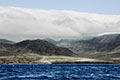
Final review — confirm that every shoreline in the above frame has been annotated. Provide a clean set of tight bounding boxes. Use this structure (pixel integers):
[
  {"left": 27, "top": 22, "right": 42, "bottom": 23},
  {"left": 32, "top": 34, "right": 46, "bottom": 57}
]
[
  {"left": 0, "top": 62, "right": 117, "bottom": 64},
  {"left": 0, "top": 53, "right": 119, "bottom": 64}
]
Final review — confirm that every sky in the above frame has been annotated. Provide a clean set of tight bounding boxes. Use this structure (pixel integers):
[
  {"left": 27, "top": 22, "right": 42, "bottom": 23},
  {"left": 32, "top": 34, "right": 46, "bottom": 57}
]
[
  {"left": 0, "top": 0, "right": 120, "bottom": 41},
  {"left": 0, "top": 0, "right": 120, "bottom": 15}
]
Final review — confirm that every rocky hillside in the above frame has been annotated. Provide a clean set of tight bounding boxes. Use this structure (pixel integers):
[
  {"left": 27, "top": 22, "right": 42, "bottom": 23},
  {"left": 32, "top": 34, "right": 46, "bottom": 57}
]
[
  {"left": 67, "top": 34, "right": 120, "bottom": 53},
  {"left": 0, "top": 39, "right": 75, "bottom": 56}
]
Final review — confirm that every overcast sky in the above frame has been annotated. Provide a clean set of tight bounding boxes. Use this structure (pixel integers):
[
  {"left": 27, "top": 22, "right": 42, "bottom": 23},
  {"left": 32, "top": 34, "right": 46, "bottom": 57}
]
[{"left": 0, "top": 0, "right": 120, "bottom": 41}]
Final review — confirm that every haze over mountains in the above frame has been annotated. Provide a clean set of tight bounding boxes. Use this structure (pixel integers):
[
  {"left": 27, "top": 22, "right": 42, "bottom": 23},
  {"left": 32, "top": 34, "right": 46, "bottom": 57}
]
[
  {"left": 0, "top": 39, "right": 15, "bottom": 44},
  {"left": 1, "top": 6, "right": 120, "bottom": 41}
]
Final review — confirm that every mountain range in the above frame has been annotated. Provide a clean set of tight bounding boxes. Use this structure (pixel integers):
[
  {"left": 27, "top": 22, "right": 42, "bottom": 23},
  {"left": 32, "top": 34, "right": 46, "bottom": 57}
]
[{"left": 1, "top": 33, "right": 120, "bottom": 63}]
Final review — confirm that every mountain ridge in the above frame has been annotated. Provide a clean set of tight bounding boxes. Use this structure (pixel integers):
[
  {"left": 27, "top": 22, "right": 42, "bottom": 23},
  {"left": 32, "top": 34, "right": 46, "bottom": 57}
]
[{"left": 0, "top": 39, "right": 76, "bottom": 56}]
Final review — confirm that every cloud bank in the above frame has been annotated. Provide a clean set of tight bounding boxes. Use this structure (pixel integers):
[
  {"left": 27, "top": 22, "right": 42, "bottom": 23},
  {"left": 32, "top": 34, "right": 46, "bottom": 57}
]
[{"left": 0, "top": 6, "right": 120, "bottom": 41}]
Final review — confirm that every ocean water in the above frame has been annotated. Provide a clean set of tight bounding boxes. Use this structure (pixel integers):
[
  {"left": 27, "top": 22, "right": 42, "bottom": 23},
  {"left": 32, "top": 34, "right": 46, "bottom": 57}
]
[{"left": 0, "top": 64, "right": 120, "bottom": 80}]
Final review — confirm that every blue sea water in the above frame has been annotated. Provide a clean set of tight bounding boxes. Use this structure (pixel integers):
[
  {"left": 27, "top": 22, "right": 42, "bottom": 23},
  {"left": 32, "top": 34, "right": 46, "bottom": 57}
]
[{"left": 0, "top": 64, "right": 120, "bottom": 80}]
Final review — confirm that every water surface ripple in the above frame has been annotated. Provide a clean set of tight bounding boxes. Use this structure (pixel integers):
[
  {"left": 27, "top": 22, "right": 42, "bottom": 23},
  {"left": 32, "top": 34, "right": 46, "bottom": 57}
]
[{"left": 0, "top": 64, "right": 120, "bottom": 80}]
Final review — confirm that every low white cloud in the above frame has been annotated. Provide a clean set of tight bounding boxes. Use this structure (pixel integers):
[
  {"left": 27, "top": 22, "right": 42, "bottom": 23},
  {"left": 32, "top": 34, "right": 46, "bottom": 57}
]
[{"left": 0, "top": 6, "right": 120, "bottom": 41}]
